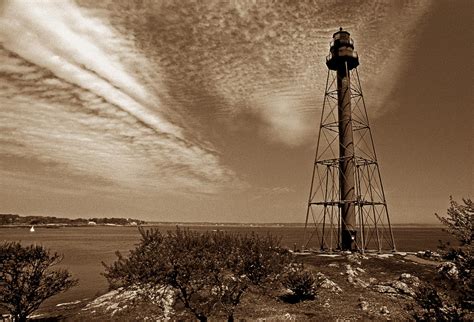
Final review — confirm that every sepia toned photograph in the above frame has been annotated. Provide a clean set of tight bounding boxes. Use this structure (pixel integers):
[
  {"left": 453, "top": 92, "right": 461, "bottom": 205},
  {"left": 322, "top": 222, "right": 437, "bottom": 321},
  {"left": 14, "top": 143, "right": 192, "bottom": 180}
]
[{"left": 0, "top": 0, "right": 472, "bottom": 320}]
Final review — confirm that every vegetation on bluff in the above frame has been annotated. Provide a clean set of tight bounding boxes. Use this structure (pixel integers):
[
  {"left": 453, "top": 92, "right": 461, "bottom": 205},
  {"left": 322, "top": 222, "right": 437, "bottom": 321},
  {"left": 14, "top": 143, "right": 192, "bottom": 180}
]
[
  {"left": 0, "top": 242, "right": 77, "bottom": 321},
  {"left": 103, "top": 227, "right": 317, "bottom": 321},
  {"left": 411, "top": 197, "right": 473, "bottom": 321},
  {"left": 435, "top": 197, "right": 473, "bottom": 246}
]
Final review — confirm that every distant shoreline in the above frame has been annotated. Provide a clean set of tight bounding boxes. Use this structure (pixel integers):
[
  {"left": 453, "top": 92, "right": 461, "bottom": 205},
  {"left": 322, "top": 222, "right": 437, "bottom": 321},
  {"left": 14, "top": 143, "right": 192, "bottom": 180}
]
[
  {"left": 0, "top": 223, "right": 445, "bottom": 229},
  {"left": 0, "top": 213, "right": 444, "bottom": 229}
]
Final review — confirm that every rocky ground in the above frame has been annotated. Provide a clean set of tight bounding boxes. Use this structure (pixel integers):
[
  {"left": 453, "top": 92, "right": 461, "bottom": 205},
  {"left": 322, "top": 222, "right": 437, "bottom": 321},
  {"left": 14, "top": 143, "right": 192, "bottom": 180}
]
[{"left": 26, "top": 251, "right": 453, "bottom": 321}]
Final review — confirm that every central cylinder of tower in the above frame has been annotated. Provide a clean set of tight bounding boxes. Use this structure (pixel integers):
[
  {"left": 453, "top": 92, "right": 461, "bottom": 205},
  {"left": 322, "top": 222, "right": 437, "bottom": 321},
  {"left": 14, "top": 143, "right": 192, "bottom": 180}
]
[
  {"left": 337, "top": 64, "right": 356, "bottom": 250},
  {"left": 326, "top": 28, "right": 359, "bottom": 250}
]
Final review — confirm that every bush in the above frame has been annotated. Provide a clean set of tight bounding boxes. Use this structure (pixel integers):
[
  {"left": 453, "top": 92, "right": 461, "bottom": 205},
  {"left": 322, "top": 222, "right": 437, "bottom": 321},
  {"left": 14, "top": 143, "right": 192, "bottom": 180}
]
[
  {"left": 435, "top": 197, "right": 473, "bottom": 246},
  {"left": 103, "top": 227, "right": 292, "bottom": 321},
  {"left": 440, "top": 247, "right": 473, "bottom": 314},
  {"left": 411, "top": 286, "right": 464, "bottom": 321},
  {"left": 281, "top": 263, "right": 317, "bottom": 302},
  {"left": 0, "top": 242, "right": 77, "bottom": 322},
  {"left": 411, "top": 197, "right": 473, "bottom": 321}
]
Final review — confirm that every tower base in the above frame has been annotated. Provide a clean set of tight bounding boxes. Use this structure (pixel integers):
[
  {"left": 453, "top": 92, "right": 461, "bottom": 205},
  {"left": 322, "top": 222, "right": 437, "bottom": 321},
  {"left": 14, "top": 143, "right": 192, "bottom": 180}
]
[{"left": 341, "top": 229, "right": 357, "bottom": 251}]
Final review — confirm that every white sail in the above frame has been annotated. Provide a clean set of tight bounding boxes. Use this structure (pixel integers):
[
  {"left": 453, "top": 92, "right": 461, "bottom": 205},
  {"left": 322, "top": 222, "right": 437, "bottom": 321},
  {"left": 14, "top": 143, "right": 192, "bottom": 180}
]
[{"left": 30, "top": 226, "right": 35, "bottom": 232}]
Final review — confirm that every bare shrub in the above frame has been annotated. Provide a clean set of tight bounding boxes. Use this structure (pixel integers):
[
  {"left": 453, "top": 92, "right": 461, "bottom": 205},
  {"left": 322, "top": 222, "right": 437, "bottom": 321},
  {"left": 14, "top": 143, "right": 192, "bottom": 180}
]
[
  {"left": 410, "top": 197, "right": 473, "bottom": 321},
  {"left": 411, "top": 286, "right": 465, "bottom": 321},
  {"left": 436, "top": 197, "right": 473, "bottom": 246},
  {"left": 0, "top": 242, "right": 77, "bottom": 322},
  {"left": 103, "top": 227, "right": 292, "bottom": 321}
]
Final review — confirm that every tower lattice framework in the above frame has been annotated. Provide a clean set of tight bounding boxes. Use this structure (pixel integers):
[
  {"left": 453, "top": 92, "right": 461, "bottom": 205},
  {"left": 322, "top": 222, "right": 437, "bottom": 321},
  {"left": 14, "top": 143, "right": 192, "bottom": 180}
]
[{"left": 303, "top": 29, "right": 396, "bottom": 253}]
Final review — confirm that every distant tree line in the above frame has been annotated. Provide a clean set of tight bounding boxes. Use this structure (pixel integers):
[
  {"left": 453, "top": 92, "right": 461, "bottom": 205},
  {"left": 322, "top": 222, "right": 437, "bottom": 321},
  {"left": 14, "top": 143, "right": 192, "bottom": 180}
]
[{"left": 0, "top": 214, "right": 146, "bottom": 226}]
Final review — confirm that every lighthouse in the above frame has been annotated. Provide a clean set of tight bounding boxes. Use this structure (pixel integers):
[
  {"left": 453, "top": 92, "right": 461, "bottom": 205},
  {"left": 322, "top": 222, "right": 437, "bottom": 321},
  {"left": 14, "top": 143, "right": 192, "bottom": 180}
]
[{"left": 304, "top": 28, "right": 396, "bottom": 253}]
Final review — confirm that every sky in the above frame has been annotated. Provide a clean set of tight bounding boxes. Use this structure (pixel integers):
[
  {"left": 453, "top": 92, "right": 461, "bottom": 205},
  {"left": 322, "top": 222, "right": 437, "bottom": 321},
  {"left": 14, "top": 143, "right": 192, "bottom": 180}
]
[{"left": 0, "top": 0, "right": 472, "bottom": 223}]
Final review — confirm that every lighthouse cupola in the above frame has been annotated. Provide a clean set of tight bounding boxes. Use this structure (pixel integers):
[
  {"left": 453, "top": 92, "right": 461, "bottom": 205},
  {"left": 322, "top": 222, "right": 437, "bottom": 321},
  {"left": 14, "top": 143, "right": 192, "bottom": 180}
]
[{"left": 326, "top": 27, "right": 359, "bottom": 71}]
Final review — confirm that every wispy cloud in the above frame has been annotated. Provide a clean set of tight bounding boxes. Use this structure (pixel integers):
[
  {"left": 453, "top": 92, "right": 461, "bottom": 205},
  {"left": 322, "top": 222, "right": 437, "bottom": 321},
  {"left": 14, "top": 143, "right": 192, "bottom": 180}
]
[
  {"left": 249, "top": 186, "right": 295, "bottom": 202},
  {"left": 92, "top": 0, "right": 431, "bottom": 146},
  {"left": 0, "top": 0, "right": 179, "bottom": 136},
  {"left": 0, "top": 0, "right": 240, "bottom": 195},
  {"left": 0, "top": 0, "right": 432, "bottom": 205}
]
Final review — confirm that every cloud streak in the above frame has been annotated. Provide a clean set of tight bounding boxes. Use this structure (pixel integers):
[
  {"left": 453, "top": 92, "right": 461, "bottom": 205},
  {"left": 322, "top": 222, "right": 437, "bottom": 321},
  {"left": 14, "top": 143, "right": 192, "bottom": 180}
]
[
  {"left": 0, "top": 0, "right": 179, "bottom": 136},
  {"left": 0, "top": 0, "right": 240, "bottom": 195}
]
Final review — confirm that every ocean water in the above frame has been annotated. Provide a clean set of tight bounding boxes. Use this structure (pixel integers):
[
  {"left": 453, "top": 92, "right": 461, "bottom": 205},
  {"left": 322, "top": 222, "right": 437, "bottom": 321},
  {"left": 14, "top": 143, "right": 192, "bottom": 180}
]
[{"left": 0, "top": 225, "right": 453, "bottom": 311}]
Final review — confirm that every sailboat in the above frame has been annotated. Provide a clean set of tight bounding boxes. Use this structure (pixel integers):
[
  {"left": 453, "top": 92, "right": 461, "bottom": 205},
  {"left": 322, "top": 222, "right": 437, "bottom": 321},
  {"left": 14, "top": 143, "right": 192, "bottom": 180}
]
[{"left": 30, "top": 225, "right": 35, "bottom": 232}]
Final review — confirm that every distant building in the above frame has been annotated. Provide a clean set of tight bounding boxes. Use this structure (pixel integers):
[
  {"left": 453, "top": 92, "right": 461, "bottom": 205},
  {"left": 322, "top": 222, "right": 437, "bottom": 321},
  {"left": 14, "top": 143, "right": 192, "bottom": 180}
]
[{"left": 88, "top": 221, "right": 97, "bottom": 225}]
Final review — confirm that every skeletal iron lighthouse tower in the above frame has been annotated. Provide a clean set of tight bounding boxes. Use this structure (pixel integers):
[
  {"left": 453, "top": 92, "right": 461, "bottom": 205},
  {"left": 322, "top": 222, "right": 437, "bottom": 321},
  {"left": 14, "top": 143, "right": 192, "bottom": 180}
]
[{"left": 304, "top": 28, "right": 396, "bottom": 252}]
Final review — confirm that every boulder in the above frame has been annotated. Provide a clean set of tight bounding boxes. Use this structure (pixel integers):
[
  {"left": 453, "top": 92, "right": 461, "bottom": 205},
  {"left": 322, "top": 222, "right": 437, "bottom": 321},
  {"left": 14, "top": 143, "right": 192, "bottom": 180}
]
[
  {"left": 437, "top": 261, "right": 459, "bottom": 280},
  {"left": 317, "top": 272, "right": 343, "bottom": 293},
  {"left": 359, "top": 300, "right": 369, "bottom": 311},
  {"left": 380, "top": 306, "right": 390, "bottom": 315},
  {"left": 399, "top": 273, "right": 420, "bottom": 287}
]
